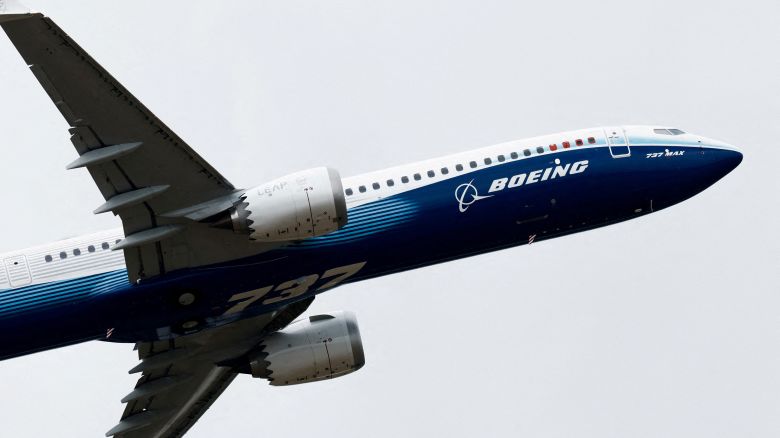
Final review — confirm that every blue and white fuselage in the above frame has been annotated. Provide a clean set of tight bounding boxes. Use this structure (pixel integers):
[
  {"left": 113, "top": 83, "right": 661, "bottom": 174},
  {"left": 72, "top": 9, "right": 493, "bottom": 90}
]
[{"left": 0, "top": 126, "right": 741, "bottom": 360}]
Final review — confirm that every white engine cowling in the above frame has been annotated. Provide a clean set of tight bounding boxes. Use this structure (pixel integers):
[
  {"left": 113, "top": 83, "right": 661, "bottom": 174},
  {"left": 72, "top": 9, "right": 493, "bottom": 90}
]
[
  {"left": 223, "top": 167, "right": 347, "bottom": 242},
  {"left": 241, "top": 311, "right": 365, "bottom": 386}
]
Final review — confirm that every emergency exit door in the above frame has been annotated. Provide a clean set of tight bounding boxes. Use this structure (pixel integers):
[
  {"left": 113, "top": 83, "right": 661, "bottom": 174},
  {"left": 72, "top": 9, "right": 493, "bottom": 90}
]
[{"left": 4, "top": 255, "right": 32, "bottom": 287}]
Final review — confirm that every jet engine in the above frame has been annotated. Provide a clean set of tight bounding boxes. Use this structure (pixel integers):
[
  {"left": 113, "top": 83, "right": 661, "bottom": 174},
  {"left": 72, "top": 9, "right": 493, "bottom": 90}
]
[
  {"left": 237, "top": 311, "right": 365, "bottom": 386},
  {"left": 213, "top": 167, "right": 347, "bottom": 242}
]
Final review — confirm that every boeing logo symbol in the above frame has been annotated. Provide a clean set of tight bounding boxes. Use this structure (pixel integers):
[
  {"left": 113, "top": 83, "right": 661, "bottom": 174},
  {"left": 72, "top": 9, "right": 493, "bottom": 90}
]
[{"left": 454, "top": 180, "right": 493, "bottom": 213}]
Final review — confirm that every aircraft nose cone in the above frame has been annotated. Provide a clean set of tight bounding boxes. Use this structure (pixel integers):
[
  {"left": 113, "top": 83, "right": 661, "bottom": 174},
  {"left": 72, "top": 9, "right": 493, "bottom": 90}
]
[
  {"left": 698, "top": 145, "right": 742, "bottom": 186},
  {"left": 712, "top": 146, "right": 743, "bottom": 177},
  {"left": 723, "top": 148, "right": 743, "bottom": 172}
]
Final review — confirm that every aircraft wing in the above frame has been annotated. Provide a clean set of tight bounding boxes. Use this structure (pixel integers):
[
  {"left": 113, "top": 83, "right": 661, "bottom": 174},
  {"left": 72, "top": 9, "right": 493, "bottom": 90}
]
[
  {"left": 106, "top": 297, "right": 315, "bottom": 438},
  {"left": 0, "top": 9, "right": 267, "bottom": 283}
]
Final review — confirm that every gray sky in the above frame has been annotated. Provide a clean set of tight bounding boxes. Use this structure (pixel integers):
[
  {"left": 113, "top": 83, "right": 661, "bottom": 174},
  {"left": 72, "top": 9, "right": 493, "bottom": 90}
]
[{"left": 0, "top": 1, "right": 778, "bottom": 436}]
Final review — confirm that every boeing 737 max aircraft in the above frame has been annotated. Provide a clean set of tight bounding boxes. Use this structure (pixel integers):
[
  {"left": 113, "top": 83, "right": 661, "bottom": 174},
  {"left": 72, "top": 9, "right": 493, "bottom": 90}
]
[{"left": 0, "top": 6, "right": 742, "bottom": 438}]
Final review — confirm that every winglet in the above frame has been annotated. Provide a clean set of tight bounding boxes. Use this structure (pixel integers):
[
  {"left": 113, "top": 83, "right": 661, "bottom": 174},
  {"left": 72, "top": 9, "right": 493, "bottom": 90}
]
[{"left": 0, "top": 0, "right": 35, "bottom": 24}]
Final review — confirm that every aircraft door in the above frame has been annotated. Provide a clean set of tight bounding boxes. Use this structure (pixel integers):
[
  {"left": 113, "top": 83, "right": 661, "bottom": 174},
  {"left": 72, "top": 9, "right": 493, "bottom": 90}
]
[
  {"left": 4, "top": 255, "right": 32, "bottom": 288},
  {"left": 605, "top": 127, "right": 631, "bottom": 158}
]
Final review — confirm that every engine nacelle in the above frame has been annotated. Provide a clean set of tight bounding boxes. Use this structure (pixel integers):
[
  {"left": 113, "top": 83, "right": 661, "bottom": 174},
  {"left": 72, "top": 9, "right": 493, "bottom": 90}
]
[
  {"left": 217, "top": 167, "right": 347, "bottom": 242},
  {"left": 239, "top": 311, "right": 365, "bottom": 386}
]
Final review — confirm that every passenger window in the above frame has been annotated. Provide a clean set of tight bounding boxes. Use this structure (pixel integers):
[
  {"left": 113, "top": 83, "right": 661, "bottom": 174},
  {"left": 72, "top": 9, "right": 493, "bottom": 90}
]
[
  {"left": 484, "top": 158, "right": 492, "bottom": 165},
  {"left": 401, "top": 176, "right": 410, "bottom": 183},
  {"left": 587, "top": 137, "right": 596, "bottom": 144},
  {"left": 497, "top": 155, "right": 505, "bottom": 162},
  {"left": 441, "top": 167, "right": 449, "bottom": 175},
  {"left": 469, "top": 161, "right": 477, "bottom": 168},
  {"left": 101, "top": 242, "right": 109, "bottom": 250},
  {"left": 359, "top": 186, "right": 367, "bottom": 193},
  {"left": 550, "top": 144, "right": 558, "bottom": 151},
  {"left": 536, "top": 146, "right": 544, "bottom": 154},
  {"left": 372, "top": 182, "right": 380, "bottom": 190},
  {"left": 456, "top": 164, "right": 464, "bottom": 171},
  {"left": 73, "top": 249, "right": 81, "bottom": 256},
  {"left": 575, "top": 139, "right": 583, "bottom": 146},
  {"left": 427, "top": 170, "right": 435, "bottom": 178},
  {"left": 562, "top": 141, "right": 570, "bottom": 148},
  {"left": 88, "top": 245, "right": 95, "bottom": 253},
  {"left": 44, "top": 255, "right": 52, "bottom": 262},
  {"left": 345, "top": 188, "right": 354, "bottom": 196},
  {"left": 523, "top": 149, "right": 531, "bottom": 157},
  {"left": 413, "top": 173, "right": 421, "bottom": 181},
  {"left": 387, "top": 179, "right": 395, "bottom": 187},
  {"left": 510, "top": 152, "right": 518, "bottom": 159},
  {"left": 59, "top": 252, "right": 67, "bottom": 259}
]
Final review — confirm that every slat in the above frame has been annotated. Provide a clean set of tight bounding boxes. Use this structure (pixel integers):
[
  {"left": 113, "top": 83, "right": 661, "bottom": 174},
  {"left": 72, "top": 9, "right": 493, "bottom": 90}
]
[
  {"left": 94, "top": 185, "right": 170, "bottom": 214},
  {"left": 65, "top": 142, "right": 142, "bottom": 169},
  {"left": 121, "top": 375, "right": 190, "bottom": 403},
  {"left": 114, "top": 225, "right": 184, "bottom": 251}
]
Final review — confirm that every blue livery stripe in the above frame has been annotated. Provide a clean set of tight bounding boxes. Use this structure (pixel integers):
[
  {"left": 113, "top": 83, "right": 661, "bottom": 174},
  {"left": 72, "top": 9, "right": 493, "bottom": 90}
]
[{"left": 0, "top": 270, "right": 127, "bottom": 316}]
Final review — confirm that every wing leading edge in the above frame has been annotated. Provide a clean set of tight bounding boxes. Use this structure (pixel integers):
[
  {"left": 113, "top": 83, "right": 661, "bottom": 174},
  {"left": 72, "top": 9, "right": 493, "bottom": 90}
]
[{"left": 0, "top": 11, "right": 273, "bottom": 283}]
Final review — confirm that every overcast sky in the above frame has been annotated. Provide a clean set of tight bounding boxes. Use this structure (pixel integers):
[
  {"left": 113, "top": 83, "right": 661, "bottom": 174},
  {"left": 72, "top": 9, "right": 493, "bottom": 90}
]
[{"left": 0, "top": 1, "right": 778, "bottom": 437}]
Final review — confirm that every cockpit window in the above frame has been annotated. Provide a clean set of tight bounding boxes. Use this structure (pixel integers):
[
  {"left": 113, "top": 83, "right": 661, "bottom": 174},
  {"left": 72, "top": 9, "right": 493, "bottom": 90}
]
[{"left": 654, "top": 128, "right": 686, "bottom": 135}]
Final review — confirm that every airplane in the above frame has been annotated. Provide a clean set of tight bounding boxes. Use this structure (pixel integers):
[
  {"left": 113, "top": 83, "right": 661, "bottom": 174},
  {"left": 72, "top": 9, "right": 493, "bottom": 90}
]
[{"left": 0, "top": 5, "right": 742, "bottom": 438}]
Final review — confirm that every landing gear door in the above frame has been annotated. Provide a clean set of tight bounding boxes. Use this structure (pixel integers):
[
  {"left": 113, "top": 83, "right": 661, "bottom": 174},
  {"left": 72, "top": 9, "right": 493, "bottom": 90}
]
[
  {"left": 4, "top": 255, "right": 32, "bottom": 288},
  {"left": 605, "top": 127, "right": 631, "bottom": 158}
]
